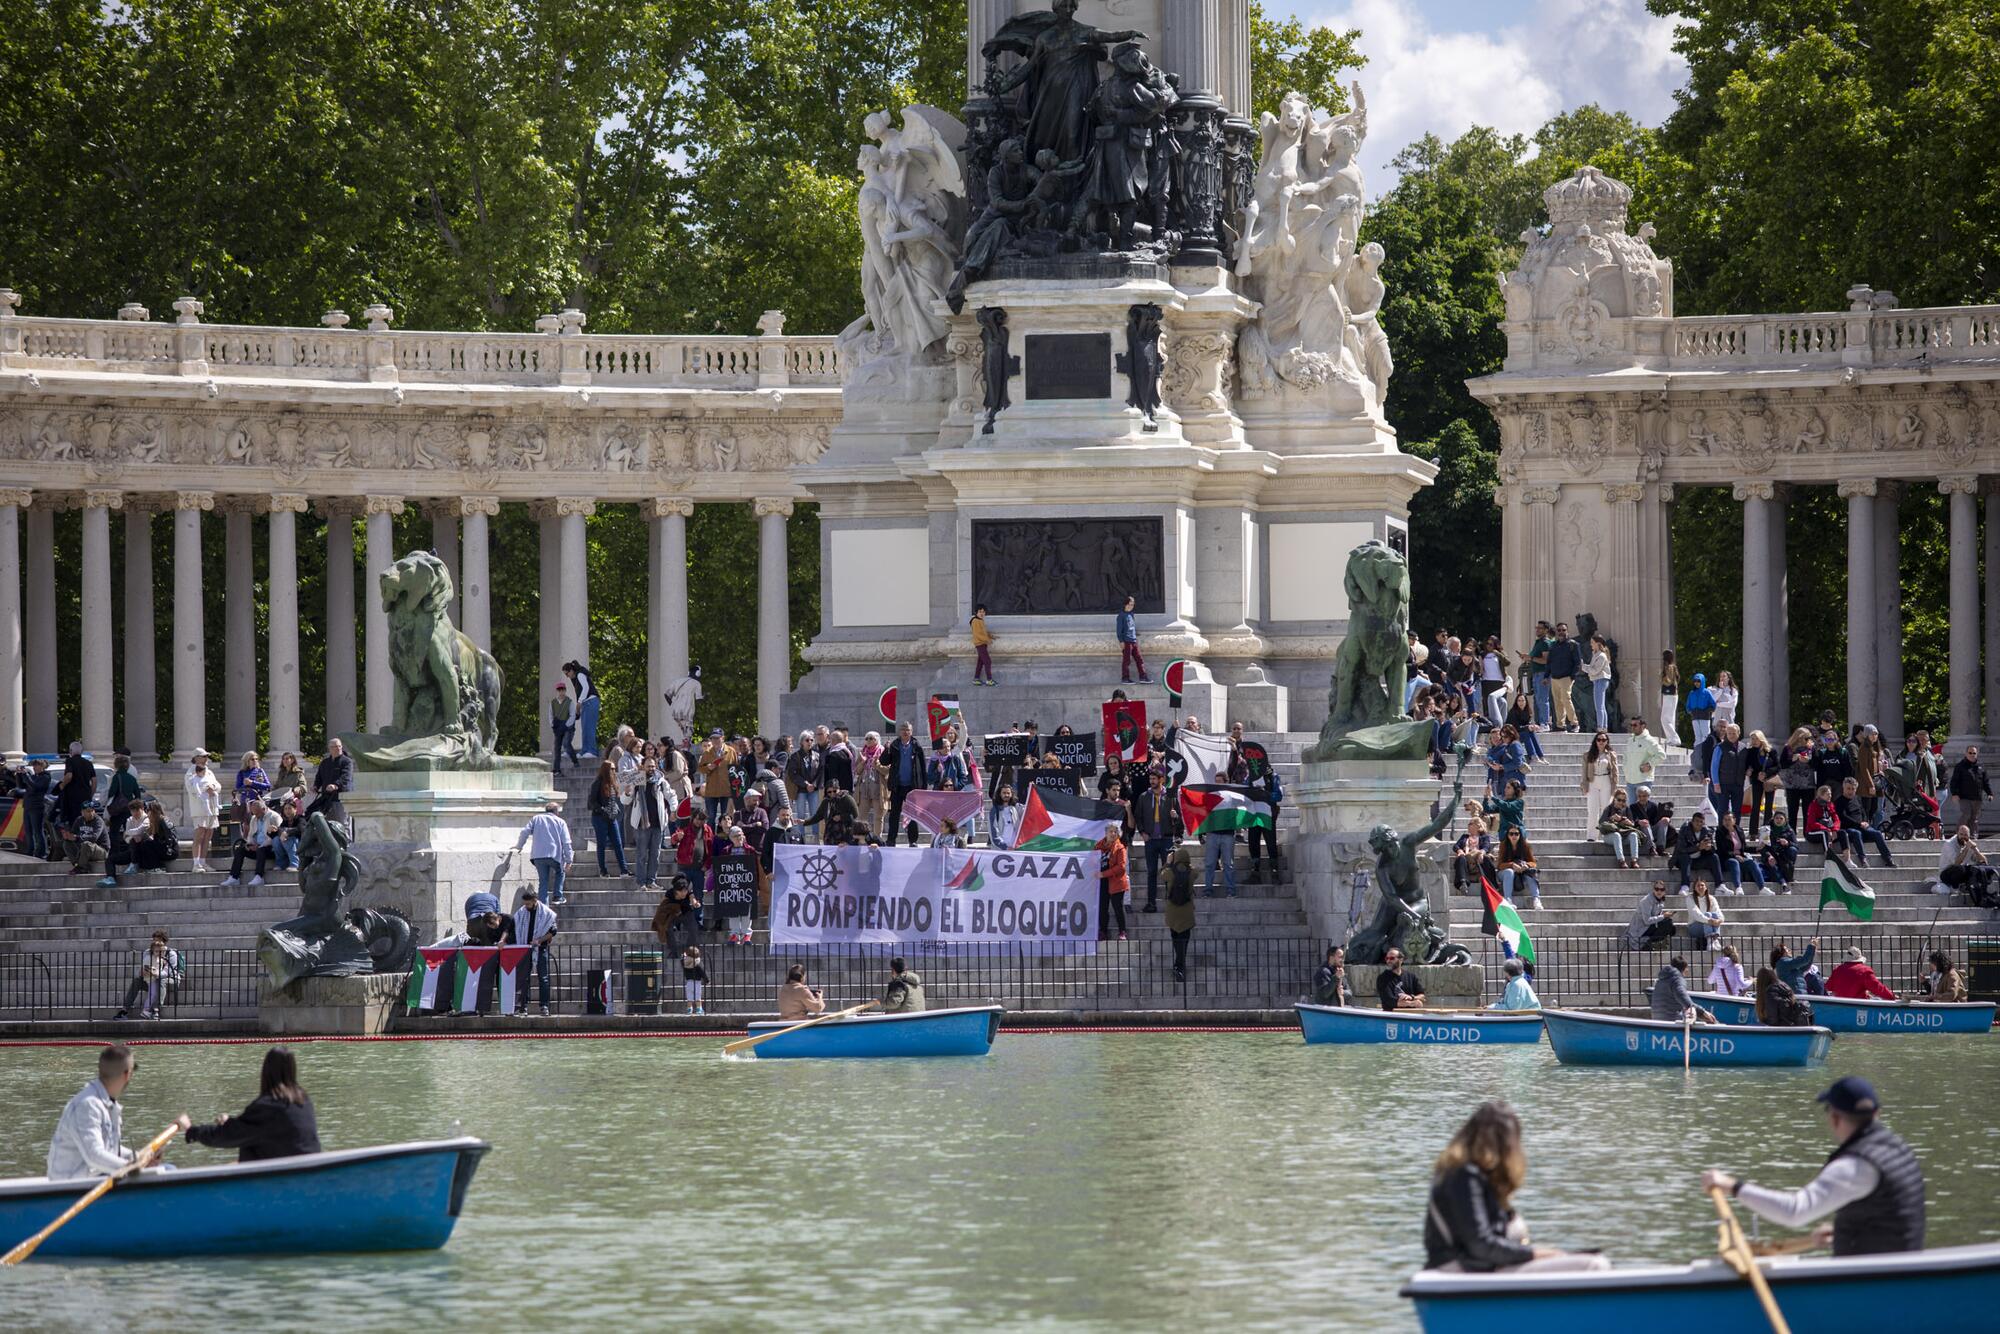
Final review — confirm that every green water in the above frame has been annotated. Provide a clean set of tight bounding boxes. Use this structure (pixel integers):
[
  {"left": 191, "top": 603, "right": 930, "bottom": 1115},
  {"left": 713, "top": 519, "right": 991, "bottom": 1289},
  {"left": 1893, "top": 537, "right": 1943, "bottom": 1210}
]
[{"left": 2, "top": 1032, "right": 1998, "bottom": 1330}]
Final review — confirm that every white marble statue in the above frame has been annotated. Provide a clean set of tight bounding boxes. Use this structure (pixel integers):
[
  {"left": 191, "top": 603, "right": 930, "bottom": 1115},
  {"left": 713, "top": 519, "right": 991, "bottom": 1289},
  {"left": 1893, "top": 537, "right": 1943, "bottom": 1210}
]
[
  {"left": 1234, "top": 86, "right": 1382, "bottom": 414},
  {"left": 842, "top": 106, "right": 968, "bottom": 375}
]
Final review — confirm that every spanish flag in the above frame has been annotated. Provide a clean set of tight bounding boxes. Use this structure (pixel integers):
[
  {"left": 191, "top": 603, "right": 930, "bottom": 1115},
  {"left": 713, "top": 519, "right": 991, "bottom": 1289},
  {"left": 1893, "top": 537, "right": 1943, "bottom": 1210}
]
[{"left": 0, "top": 798, "right": 23, "bottom": 844}]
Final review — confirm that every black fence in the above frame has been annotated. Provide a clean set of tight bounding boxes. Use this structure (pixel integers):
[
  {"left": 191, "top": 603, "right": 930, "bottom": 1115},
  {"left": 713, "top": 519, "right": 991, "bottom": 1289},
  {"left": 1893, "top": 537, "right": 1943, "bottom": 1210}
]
[
  {"left": 0, "top": 947, "right": 264, "bottom": 1021},
  {"left": 1464, "top": 927, "right": 2000, "bottom": 1009}
]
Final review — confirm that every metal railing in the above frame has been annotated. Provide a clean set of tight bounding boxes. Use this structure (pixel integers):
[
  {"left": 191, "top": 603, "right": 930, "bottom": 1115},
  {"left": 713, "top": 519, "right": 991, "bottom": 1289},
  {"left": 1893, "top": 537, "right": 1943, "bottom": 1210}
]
[{"left": 0, "top": 947, "right": 263, "bottom": 1021}]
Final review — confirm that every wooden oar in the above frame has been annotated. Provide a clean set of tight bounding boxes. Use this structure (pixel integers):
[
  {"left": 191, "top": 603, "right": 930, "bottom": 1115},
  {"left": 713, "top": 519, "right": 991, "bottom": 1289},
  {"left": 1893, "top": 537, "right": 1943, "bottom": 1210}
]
[
  {"left": 721, "top": 1001, "right": 877, "bottom": 1057},
  {"left": 1707, "top": 1185, "right": 1792, "bottom": 1334},
  {"left": 1749, "top": 1234, "right": 1825, "bottom": 1258},
  {"left": 1684, "top": 1007, "right": 1695, "bottom": 1072},
  {"left": 2, "top": 1121, "right": 181, "bottom": 1265}
]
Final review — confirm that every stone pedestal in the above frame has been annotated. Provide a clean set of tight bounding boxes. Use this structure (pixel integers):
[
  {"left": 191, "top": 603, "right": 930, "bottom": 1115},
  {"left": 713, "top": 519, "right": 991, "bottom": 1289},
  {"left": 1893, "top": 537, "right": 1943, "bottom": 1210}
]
[
  {"left": 1345, "top": 964, "right": 1483, "bottom": 1010},
  {"left": 258, "top": 972, "right": 407, "bottom": 1036},
  {"left": 344, "top": 765, "right": 562, "bottom": 945},
  {"left": 1291, "top": 758, "right": 1447, "bottom": 946}
]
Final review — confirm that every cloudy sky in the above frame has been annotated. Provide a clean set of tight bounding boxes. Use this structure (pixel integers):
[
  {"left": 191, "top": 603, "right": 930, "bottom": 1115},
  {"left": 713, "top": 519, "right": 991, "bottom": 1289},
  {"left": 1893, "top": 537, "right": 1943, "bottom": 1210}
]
[{"left": 1265, "top": 0, "right": 1688, "bottom": 188}]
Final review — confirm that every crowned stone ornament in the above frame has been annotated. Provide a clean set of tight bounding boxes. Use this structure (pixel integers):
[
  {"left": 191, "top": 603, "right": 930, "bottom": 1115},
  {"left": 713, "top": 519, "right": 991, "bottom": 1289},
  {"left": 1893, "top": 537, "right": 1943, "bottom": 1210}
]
[
  {"left": 1500, "top": 165, "right": 1674, "bottom": 365},
  {"left": 1306, "top": 539, "right": 1432, "bottom": 762}
]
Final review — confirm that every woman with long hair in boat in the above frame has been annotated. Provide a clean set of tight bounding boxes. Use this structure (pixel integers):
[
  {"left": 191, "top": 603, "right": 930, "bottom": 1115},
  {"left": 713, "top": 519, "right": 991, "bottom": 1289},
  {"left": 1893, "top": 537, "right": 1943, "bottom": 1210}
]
[
  {"left": 185, "top": 1046, "right": 320, "bottom": 1162},
  {"left": 1423, "top": 1101, "right": 1607, "bottom": 1273}
]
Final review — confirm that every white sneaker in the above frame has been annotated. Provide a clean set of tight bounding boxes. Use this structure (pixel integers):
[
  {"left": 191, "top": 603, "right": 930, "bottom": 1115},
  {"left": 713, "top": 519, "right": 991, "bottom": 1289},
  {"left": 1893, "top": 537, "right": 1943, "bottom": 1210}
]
[
  {"left": 1758, "top": 886, "right": 1776, "bottom": 896},
  {"left": 248, "top": 875, "right": 265, "bottom": 887},
  {"left": 192, "top": 860, "right": 208, "bottom": 873},
  {"left": 1528, "top": 899, "right": 1544, "bottom": 911},
  {"left": 218, "top": 875, "right": 240, "bottom": 887}
]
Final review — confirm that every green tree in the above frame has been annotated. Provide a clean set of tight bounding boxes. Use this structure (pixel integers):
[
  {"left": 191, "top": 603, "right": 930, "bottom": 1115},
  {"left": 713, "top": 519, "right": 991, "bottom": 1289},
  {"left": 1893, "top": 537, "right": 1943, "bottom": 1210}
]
[{"left": 1247, "top": 2, "right": 1363, "bottom": 120}]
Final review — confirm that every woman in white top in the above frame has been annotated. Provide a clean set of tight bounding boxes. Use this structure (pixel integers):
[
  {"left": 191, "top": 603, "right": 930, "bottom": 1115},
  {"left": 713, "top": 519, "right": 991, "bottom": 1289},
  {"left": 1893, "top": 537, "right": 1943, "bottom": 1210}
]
[
  {"left": 1585, "top": 636, "right": 1613, "bottom": 729},
  {"left": 1705, "top": 943, "right": 1747, "bottom": 995},
  {"left": 1579, "top": 732, "right": 1621, "bottom": 820},
  {"left": 182, "top": 751, "right": 223, "bottom": 872},
  {"left": 610, "top": 726, "right": 641, "bottom": 798},
  {"left": 1711, "top": 670, "right": 1740, "bottom": 729},
  {"left": 1684, "top": 878, "right": 1725, "bottom": 950}
]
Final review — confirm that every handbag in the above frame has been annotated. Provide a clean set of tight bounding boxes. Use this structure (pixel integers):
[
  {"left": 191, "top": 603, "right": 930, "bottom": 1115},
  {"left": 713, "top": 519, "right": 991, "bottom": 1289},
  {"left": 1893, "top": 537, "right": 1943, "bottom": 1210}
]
[{"left": 1781, "top": 761, "right": 1816, "bottom": 789}]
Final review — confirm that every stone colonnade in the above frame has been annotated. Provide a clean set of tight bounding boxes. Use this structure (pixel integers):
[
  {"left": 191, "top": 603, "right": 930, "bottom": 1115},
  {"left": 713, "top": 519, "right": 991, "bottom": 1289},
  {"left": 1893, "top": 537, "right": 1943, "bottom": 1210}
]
[{"left": 0, "top": 488, "right": 801, "bottom": 761}]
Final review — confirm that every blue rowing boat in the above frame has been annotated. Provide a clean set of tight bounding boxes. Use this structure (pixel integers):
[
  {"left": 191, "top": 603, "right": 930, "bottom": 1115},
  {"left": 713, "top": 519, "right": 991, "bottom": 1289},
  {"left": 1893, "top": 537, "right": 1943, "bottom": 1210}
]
[
  {"left": 741, "top": 1005, "right": 1003, "bottom": 1058},
  {"left": 1295, "top": 1003, "right": 1544, "bottom": 1045},
  {"left": 1540, "top": 1008, "right": 1832, "bottom": 1067},
  {"left": 1692, "top": 991, "right": 1996, "bottom": 1034},
  {"left": 1402, "top": 1242, "right": 2000, "bottom": 1333},
  {"left": 0, "top": 1137, "right": 488, "bottom": 1259}
]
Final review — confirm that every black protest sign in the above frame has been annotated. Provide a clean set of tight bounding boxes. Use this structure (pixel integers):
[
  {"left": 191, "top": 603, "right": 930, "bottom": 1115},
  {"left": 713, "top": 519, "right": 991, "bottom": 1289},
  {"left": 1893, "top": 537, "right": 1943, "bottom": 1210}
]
[
  {"left": 1242, "top": 741, "right": 1271, "bottom": 779},
  {"left": 1027, "top": 770, "right": 1081, "bottom": 798},
  {"left": 1045, "top": 733, "right": 1097, "bottom": 774},
  {"left": 984, "top": 733, "right": 1035, "bottom": 769},
  {"left": 712, "top": 852, "right": 761, "bottom": 915}
]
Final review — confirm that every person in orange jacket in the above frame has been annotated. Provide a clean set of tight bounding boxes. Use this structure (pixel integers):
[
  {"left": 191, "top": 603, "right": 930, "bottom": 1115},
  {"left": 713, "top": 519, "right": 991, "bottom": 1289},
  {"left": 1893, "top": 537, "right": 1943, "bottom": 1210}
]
[{"left": 1097, "top": 829, "right": 1130, "bottom": 942}]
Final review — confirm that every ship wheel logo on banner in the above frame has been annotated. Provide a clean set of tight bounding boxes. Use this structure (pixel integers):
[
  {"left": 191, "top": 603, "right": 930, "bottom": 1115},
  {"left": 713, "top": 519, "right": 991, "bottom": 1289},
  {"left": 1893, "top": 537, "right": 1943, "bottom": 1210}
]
[{"left": 798, "top": 850, "right": 841, "bottom": 893}]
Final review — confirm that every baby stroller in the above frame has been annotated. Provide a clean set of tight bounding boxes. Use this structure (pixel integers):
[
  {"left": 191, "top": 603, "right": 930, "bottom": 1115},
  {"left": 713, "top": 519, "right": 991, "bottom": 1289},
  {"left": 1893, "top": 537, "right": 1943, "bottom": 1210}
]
[{"left": 1879, "top": 768, "right": 1941, "bottom": 841}]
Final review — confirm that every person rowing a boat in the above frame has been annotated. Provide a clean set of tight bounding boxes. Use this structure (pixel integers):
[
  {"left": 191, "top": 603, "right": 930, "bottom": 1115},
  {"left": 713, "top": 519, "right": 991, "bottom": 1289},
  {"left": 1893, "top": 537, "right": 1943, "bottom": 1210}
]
[
  {"left": 1424, "top": 1101, "right": 1608, "bottom": 1274},
  {"left": 184, "top": 1046, "right": 321, "bottom": 1163},
  {"left": 47, "top": 1045, "right": 190, "bottom": 1179},
  {"left": 1701, "top": 1076, "right": 1925, "bottom": 1257},
  {"left": 1648, "top": 955, "right": 1716, "bottom": 1024}
]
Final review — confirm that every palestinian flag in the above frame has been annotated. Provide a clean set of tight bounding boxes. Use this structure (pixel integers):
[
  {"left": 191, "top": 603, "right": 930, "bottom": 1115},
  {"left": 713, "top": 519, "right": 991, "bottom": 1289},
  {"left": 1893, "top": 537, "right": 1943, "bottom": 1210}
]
[
  {"left": 943, "top": 849, "right": 987, "bottom": 893},
  {"left": 1480, "top": 873, "right": 1537, "bottom": 965},
  {"left": 928, "top": 694, "right": 961, "bottom": 740},
  {"left": 1015, "top": 787, "right": 1124, "bottom": 852},
  {"left": 496, "top": 945, "right": 534, "bottom": 1014},
  {"left": 1819, "top": 856, "right": 1877, "bottom": 921},
  {"left": 1178, "top": 784, "right": 1273, "bottom": 838},
  {"left": 406, "top": 946, "right": 458, "bottom": 1013},
  {"left": 455, "top": 946, "right": 498, "bottom": 1011}
]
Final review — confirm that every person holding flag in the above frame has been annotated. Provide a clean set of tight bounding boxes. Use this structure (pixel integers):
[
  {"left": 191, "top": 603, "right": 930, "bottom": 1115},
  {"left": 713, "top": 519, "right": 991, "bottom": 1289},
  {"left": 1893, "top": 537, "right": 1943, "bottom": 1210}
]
[
  {"left": 1179, "top": 783, "right": 1275, "bottom": 899},
  {"left": 1480, "top": 870, "right": 1538, "bottom": 977},
  {"left": 514, "top": 887, "right": 559, "bottom": 1016}
]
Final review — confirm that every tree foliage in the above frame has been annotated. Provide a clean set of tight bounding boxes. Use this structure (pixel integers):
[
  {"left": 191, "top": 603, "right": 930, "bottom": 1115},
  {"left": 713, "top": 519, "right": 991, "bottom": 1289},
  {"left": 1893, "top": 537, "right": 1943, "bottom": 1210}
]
[{"left": 1247, "top": 2, "right": 1363, "bottom": 120}]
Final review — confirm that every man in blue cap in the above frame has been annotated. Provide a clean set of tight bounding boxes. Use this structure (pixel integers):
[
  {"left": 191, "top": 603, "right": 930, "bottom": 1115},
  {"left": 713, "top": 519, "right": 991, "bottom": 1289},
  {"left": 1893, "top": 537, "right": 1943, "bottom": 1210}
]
[{"left": 1701, "top": 1076, "right": 1924, "bottom": 1256}]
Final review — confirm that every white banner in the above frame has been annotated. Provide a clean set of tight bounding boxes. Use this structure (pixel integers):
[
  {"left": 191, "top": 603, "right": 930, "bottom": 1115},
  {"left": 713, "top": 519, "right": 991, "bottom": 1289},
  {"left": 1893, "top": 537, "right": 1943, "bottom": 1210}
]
[
  {"left": 770, "top": 845, "right": 1098, "bottom": 954},
  {"left": 1174, "top": 730, "right": 1234, "bottom": 785}
]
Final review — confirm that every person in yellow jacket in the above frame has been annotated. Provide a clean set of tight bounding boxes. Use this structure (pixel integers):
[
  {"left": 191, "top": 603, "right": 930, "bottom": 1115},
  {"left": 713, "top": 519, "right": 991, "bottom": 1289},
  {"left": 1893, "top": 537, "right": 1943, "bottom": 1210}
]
[{"left": 971, "top": 604, "right": 996, "bottom": 686}]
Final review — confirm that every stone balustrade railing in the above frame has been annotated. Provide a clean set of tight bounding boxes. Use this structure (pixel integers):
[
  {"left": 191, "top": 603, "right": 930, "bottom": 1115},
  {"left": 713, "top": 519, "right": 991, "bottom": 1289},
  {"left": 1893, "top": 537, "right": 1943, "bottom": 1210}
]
[
  {"left": 1669, "top": 302, "right": 2000, "bottom": 368},
  {"left": 0, "top": 296, "right": 841, "bottom": 391}
]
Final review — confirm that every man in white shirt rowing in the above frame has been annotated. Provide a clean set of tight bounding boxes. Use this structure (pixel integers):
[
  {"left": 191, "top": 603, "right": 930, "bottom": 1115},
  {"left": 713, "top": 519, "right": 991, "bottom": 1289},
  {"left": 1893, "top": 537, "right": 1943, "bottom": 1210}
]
[{"left": 47, "top": 1044, "right": 189, "bottom": 1179}]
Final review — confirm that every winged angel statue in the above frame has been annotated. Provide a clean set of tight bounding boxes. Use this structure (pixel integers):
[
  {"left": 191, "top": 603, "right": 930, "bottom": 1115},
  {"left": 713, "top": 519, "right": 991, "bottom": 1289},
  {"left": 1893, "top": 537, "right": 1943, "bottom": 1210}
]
[
  {"left": 1234, "top": 85, "right": 1392, "bottom": 415},
  {"left": 840, "top": 106, "right": 968, "bottom": 375}
]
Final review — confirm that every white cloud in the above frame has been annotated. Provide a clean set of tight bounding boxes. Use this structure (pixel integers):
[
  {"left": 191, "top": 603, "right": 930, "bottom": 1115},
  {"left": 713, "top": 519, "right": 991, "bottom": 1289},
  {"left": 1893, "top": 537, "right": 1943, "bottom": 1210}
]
[{"left": 1282, "top": 0, "right": 1687, "bottom": 190}]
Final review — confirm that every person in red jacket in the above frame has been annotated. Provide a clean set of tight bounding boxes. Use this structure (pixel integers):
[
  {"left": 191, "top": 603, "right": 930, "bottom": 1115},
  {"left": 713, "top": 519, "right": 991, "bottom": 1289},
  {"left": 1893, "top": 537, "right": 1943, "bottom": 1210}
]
[
  {"left": 1096, "top": 829, "right": 1130, "bottom": 942},
  {"left": 1827, "top": 946, "right": 1897, "bottom": 1000},
  {"left": 1804, "top": 784, "right": 1844, "bottom": 862}
]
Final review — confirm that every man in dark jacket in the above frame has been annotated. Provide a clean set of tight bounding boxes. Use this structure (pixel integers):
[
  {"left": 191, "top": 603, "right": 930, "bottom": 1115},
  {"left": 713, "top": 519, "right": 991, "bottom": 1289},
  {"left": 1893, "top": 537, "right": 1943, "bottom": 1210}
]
[
  {"left": 308, "top": 738, "right": 355, "bottom": 828},
  {"left": 1707, "top": 723, "right": 1747, "bottom": 824},
  {"left": 1950, "top": 745, "right": 1991, "bottom": 832},
  {"left": 1543, "top": 623, "right": 1581, "bottom": 731},
  {"left": 1312, "top": 944, "right": 1351, "bottom": 1006},
  {"left": 1630, "top": 787, "right": 1675, "bottom": 857},
  {"left": 801, "top": 780, "right": 860, "bottom": 847},
  {"left": 1835, "top": 778, "right": 1895, "bottom": 867},
  {"left": 1701, "top": 1076, "right": 1924, "bottom": 1257},
  {"left": 23, "top": 756, "right": 52, "bottom": 859},
  {"left": 1674, "top": 812, "right": 1725, "bottom": 888},
  {"left": 881, "top": 723, "right": 927, "bottom": 847},
  {"left": 1132, "top": 767, "right": 1180, "bottom": 911},
  {"left": 1377, "top": 947, "right": 1426, "bottom": 1010},
  {"left": 57, "top": 740, "right": 94, "bottom": 827}
]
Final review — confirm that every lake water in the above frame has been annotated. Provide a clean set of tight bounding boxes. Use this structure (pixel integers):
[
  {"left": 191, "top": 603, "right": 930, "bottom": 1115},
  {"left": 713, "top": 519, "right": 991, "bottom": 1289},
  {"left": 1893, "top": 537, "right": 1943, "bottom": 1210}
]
[{"left": 3, "top": 1031, "right": 1998, "bottom": 1330}]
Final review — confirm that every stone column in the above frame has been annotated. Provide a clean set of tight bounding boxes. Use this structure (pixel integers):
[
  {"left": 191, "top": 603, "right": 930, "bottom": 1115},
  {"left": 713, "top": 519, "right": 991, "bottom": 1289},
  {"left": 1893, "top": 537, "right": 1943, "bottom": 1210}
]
[
  {"left": 0, "top": 490, "right": 28, "bottom": 760},
  {"left": 648, "top": 497, "right": 693, "bottom": 743},
  {"left": 1768, "top": 485, "right": 1791, "bottom": 740},
  {"left": 122, "top": 504, "right": 156, "bottom": 758},
  {"left": 1495, "top": 486, "right": 1530, "bottom": 656},
  {"left": 224, "top": 502, "right": 258, "bottom": 755},
  {"left": 556, "top": 498, "right": 593, "bottom": 693},
  {"left": 536, "top": 503, "right": 557, "bottom": 756},
  {"left": 1521, "top": 485, "right": 1561, "bottom": 628},
  {"left": 80, "top": 490, "right": 120, "bottom": 756},
  {"left": 172, "top": 491, "right": 214, "bottom": 761},
  {"left": 266, "top": 495, "right": 307, "bottom": 757},
  {"left": 1839, "top": 479, "right": 1878, "bottom": 727},
  {"left": 1987, "top": 482, "right": 2000, "bottom": 739},
  {"left": 24, "top": 502, "right": 55, "bottom": 754},
  {"left": 428, "top": 502, "right": 462, "bottom": 625},
  {"left": 1943, "top": 476, "right": 1981, "bottom": 740},
  {"left": 1735, "top": 481, "right": 1776, "bottom": 739},
  {"left": 1874, "top": 485, "right": 1903, "bottom": 740},
  {"left": 458, "top": 497, "right": 497, "bottom": 651},
  {"left": 1163, "top": 0, "right": 1224, "bottom": 95},
  {"left": 966, "top": 0, "right": 1012, "bottom": 94},
  {"left": 363, "top": 496, "right": 405, "bottom": 732},
  {"left": 321, "top": 500, "right": 360, "bottom": 738},
  {"left": 755, "top": 498, "right": 793, "bottom": 736},
  {"left": 1604, "top": 483, "right": 1644, "bottom": 719}
]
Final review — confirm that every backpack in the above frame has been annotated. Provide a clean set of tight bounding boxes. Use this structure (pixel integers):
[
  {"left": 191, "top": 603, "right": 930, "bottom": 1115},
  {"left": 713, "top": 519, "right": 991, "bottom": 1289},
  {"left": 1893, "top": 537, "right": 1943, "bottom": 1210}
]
[{"left": 1167, "top": 865, "right": 1194, "bottom": 906}]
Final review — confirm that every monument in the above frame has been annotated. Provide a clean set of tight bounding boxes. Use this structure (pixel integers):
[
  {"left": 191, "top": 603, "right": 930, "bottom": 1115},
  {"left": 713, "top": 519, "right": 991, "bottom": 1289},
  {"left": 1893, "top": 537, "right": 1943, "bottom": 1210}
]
[{"left": 787, "top": 1, "right": 1435, "bottom": 736}]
